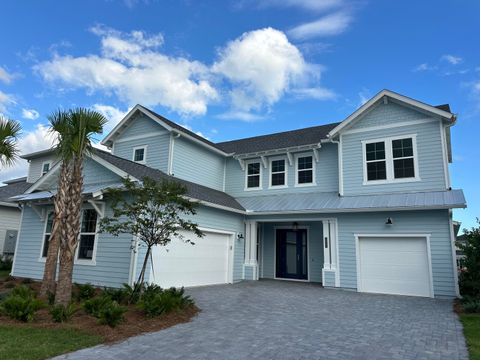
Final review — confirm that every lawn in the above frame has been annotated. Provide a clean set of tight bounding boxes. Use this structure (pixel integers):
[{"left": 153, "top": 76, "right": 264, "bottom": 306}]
[
  {"left": 0, "top": 325, "right": 102, "bottom": 360},
  {"left": 460, "top": 314, "right": 480, "bottom": 360}
]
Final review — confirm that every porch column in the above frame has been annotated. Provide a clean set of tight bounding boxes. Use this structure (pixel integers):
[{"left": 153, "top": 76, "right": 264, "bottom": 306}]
[
  {"left": 243, "top": 220, "right": 258, "bottom": 280},
  {"left": 322, "top": 219, "right": 339, "bottom": 287}
]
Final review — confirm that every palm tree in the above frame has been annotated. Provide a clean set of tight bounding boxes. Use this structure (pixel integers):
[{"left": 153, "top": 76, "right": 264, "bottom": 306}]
[
  {"left": 40, "top": 108, "right": 107, "bottom": 305},
  {"left": 0, "top": 115, "right": 21, "bottom": 168}
]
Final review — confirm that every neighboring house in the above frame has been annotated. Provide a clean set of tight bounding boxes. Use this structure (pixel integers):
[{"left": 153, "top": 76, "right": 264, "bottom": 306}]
[
  {"left": 10, "top": 89, "right": 466, "bottom": 298},
  {"left": 0, "top": 177, "right": 31, "bottom": 257}
]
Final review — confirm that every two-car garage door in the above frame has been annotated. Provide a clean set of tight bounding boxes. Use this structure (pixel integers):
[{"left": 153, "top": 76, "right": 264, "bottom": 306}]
[
  {"left": 150, "top": 230, "right": 233, "bottom": 288},
  {"left": 357, "top": 236, "right": 432, "bottom": 297}
]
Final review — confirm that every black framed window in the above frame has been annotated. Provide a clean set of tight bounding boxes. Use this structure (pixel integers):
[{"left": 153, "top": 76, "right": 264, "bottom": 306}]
[
  {"left": 42, "top": 212, "right": 54, "bottom": 257},
  {"left": 271, "top": 159, "right": 286, "bottom": 186},
  {"left": 392, "top": 138, "right": 415, "bottom": 178},
  {"left": 78, "top": 209, "right": 98, "bottom": 260},
  {"left": 246, "top": 162, "right": 261, "bottom": 188},
  {"left": 365, "top": 141, "right": 387, "bottom": 181},
  {"left": 297, "top": 156, "right": 313, "bottom": 184}
]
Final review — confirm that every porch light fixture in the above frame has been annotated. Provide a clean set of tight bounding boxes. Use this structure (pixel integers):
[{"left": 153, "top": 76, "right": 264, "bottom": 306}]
[
  {"left": 292, "top": 222, "right": 299, "bottom": 231},
  {"left": 385, "top": 217, "right": 393, "bottom": 225},
  {"left": 237, "top": 233, "right": 244, "bottom": 240}
]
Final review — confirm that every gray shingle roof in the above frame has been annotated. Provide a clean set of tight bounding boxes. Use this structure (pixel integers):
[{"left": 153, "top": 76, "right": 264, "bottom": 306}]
[
  {"left": 94, "top": 150, "right": 245, "bottom": 211},
  {"left": 0, "top": 178, "right": 31, "bottom": 204},
  {"left": 215, "top": 122, "right": 340, "bottom": 154}
]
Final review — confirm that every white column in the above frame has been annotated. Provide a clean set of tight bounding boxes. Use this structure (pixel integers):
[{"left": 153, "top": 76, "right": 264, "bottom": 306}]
[
  {"left": 322, "top": 219, "right": 339, "bottom": 287},
  {"left": 244, "top": 220, "right": 258, "bottom": 280}
]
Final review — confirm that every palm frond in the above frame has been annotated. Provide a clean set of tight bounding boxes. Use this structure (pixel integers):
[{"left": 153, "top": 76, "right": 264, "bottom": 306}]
[{"left": 0, "top": 116, "right": 21, "bottom": 167}]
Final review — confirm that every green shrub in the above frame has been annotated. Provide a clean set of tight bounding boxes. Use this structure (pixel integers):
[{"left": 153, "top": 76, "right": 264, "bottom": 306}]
[
  {"left": 50, "top": 303, "right": 78, "bottom": 322},
  {"left": 74, "top": 283, "right": 96, "bottom": 301},
  {"left": 0, "top": 257, "right": 12, "bottom": 271},
  {"left": 97, "top": 301, "right": 126, "bottom": 328},
  {"left": 458, "top": 220, "right": 480, "bottom": 298},
  {"left": 0, "top": 286, "right": 44, "bottom": 322},
  {"left": 4, "top": 282, "right": 15, "bottom": 289},
  {"left": 83, "top": 296, "right": 111, "bottom": 318},
  {"left": 139, "top": 287, "right": 193, "bottom": 318},
  {"left": 102, "top": 283, "right": 142, "bottom": 305},
  {"left": 20, "top": 278, "right": 32, "bottom": 284},
  {"left": 463, "top": 299, "right": 480, "bottom": 313}
]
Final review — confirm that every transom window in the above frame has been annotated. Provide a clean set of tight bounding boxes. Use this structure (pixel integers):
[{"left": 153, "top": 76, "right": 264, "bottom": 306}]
[
  {"left": 363, "top": 135, "right": 418, "bottom": 184},
  {"left": 78, "top": 209, "right": 98, "bottom": 260},
  {"left": 41, "top": 162, "right": 51, "bottom": 176},
  {"left": 246, "top": 162, "right": 261, "bottom": 189},
  {"left": 133, "top": 146, "right": 147, "bottom": 163},
  {"left": 296, "top": 156, "right": 314, "bottom": 185},
  {"left": 270, "top": 159, "right": 286, "bottom": 187}
]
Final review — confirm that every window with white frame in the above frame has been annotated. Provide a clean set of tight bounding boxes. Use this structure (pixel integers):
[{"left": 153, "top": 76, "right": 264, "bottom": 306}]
[
  {"left": 41, "top": 162, "right": 51, "bottom": 176},
  {"left": 296, "top": 155, "right": 314, "bottom": 185},
  {"left": 270, "top": 158, "right": 286, "bottom": 187},
  {"left": 246, "top": 161, "right": 261, "bottom": 189},
  {"left": 132, "top": 146, "right": 147, "bottom": 163},
  {"left": 41, "top": 212, "right": 54, "bottom": 258},
  {"left": 78, "top": 209, "right": 98, "bottom": 260},
  {"left": 364, "top": 135, "right": 418, "bottom": 183}
]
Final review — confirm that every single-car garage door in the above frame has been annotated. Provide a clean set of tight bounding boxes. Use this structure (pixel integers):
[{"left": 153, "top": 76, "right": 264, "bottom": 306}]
[
  {"left": 357, "top": 236, "right": 432, "bottom": 297},
  {"left": 150, "top": 230, "right": 233, "bottom": 288}
]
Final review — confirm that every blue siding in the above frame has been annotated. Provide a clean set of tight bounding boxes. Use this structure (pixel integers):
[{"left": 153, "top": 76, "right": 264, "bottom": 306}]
[
  {"left": 225, "top": 143, "right": 339, "bottom": 197},
  {"left": 121, "top": 114, "right": 164, "bottom": 138},
  {"left": 27, "top": 154, "right": 58, "bottom": 183},
  {"left": 342, "top": 115, "right": 446, "bottom": 195},
  {"left": 323, "top": 271, "right": 335, "bottom": 287},
  {"left": 83, "top": 158, "right": 121, "bottom": 185},
  {"left": 172, "top": 137, "right": 225, "bottom": 191}
]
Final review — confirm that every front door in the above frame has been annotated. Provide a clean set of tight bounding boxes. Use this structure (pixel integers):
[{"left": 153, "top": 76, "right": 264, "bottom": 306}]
[{"left": 276, "top": 229, "right": 308, "bottom": 280}]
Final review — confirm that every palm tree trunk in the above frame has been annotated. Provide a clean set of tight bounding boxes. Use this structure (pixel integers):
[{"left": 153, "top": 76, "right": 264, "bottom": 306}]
[
  {"left": 40, "top": 162, "right": 70, "bottom": 298},
  {"left": 55, "top": 156, "right": 83, "bottom": 306}
]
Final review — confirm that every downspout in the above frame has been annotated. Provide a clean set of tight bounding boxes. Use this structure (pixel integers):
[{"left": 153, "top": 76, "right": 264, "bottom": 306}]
[
  {"left": 128, "top": 235, "right": 139, "bottom": 286},
  {"left": 168, "top": 133, "right": 181, "bottom": 175},
  {"left": 329, "top": 136, "right": 343, "bottom": 196}
]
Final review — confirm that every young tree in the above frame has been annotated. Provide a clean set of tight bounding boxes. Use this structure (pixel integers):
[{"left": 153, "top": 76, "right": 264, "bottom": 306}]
[
  {"left": 458, "top": 219, "right": 480, "bottom": 298},
  {"left": 100, "top": 177, "right": 204, "bottom": 288},
  {"left": 0, "top": 115, "right": 21, "bottom": 168}
]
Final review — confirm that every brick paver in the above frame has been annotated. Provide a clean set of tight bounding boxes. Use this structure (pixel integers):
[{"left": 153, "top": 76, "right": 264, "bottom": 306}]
[{"left": 54, "top": 280, "right": 468, "bottom": 360}]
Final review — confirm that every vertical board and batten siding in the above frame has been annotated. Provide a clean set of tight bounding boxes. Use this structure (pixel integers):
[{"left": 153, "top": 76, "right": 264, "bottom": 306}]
[
  {"left": 27, "top": 154, "right": 58, "bottom": 183},
  {"left": 171, "top": 137, "right": 225, "bottom": 191},
  {"left": 0, "top": 207, "right": 21, "bottom": 253},
  {"left": 260, "top": 221, "right": 323, "bottom": 282},
  {"left": 342, "top": 102, "right": 446, "bottom": 195},
  {"left": 249, "top": 209, "right": 456, "bottom": 297},
  {"left": 224, "top": 143, "right": 339, "bottom": 197},
  {"left": 112, "top": 114, "right": 170, "bottom": 173}
]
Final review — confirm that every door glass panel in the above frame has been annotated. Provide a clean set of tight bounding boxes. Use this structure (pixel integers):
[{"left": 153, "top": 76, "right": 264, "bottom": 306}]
[{"left": 285, "top": 232, "right": 297, "bottom": 275}]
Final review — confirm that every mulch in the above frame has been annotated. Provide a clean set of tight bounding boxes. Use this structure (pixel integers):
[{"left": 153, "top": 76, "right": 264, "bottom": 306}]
[{"left": 0, "top": 276, "right": 200, "bottom": 343}]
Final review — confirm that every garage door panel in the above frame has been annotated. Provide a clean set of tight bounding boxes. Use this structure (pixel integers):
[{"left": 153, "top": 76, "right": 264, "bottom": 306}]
[{"left": 358, "top": 237, "right": 432, "bottom": 297}]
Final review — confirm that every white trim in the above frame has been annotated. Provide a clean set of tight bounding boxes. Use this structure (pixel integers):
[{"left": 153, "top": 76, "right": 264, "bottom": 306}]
[
  {"left": 167, "top": 134, "right": 174, "bottom": 175},
  {"left": 334, "top": 219, "right": 340, "bottom": 287},
  {"left": 41, "top": 161, "right": 52, "bottom": 177},
  {"left": 0, "top": 201, "right": 19, "bottom": 208},
  {"left": 114, "top": 131, "right": 166, "bottom": 144},
  {"left": 286, "top": 152, "right": 293, "bottom": 166},
  {"left": 38, "top": 209, "right": 53, "bottom": 262},
  {"left": 294, "top": 153, "right": 316, "bottom": 187},
  {"left": 328, "top": 89, "right": 454, "bottom": 137},
  {"left": 268, "top": 156, "right": 288, "bottom": 189},
  {"left": 10, "top": 205, "right": 25, "bottom": 275},
  {"left": 273, "top": 225, "right": 310, "bottom": 282},
  {"left": 222, "top": 157, "right": 226, "bottom": 192},
  {"left": 74, "top": 208, "right": 100, "bottom": 266},
  {"left": 362, "top": 134, "right": 421, "bottom": 185},
  {"left": 449, "top": 211, "right": 460, "bottom": 297},
  {"left": 185, "top": 196, "right": 246, "bottom": 215},
  {"left": 354, "top": 233, "right": 434, "bottom": 298},
  {"left": 132, "top": 145, "right": 147, "bottom": 164},
  {"left": 440, "top": 122, "right": 451, "bottom": 189},
  {"left": 260, "top": 156, "right": 268, "bottom": 169},
  {"left": 89, "top": 154, "right": 137, "bottom": 180},
  {"left": 341, "top": 118, "right": 438, "bottom": 135},
  {"left": 244, "top": 159, "right": 263, "bottom": 191},
  {"left": 234, "top": 143, "right": 322, "bottom": 160},
  {"left": 25, "top": 161, "right": 62, "bottom": 194}
]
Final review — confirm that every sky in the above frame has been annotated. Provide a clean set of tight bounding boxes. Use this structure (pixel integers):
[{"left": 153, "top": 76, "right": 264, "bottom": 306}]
[{"left": 0, "top": 0, "right": 478, "bottom": 229}]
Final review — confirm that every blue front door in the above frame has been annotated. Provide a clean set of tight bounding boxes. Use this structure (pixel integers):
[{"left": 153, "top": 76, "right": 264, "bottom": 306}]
[{"left": 275, "top": 229, "right": 308, "bottom": 280}]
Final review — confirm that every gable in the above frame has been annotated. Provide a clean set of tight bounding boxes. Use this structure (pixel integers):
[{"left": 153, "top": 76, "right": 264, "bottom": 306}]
[{"left": 120, "top": 113, "right": 167, "bottom": 139}]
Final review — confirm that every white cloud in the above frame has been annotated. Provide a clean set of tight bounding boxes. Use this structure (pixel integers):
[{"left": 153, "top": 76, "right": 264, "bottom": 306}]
[
  {"left": 288, "top": 11, "right": 352, "bottom": 40},
  {"left": 91, "top": 104, "right": 130, "bottom": 133},
  {"left": 0, "top": 91, "right": 15, "bottom": 113},
  {"left": 257, "top": 0, "right": 344, "bottom": 12},
  {"left": 216, "top": 111, "right": 266, "bottom": 122},
  {"left": 178, "top": 123, "right": 209, "bottom": 139},
  {"left": 35, "top": 27, "right": 218, "bottom": 116},
  {"left": 441, "top": 54, "right": 463, "bottom": 65},
  {"left": 357, "top": 88, "right": 371, "bottom": 106},
  {"left": 0, "top": 67, "right": 14, "bottom": 84},
  {"left": 413, "top": 63, "right": 438, "bottom": 72},
  {"left": 21, "top": 108, "right": 40, "bottom": 120},
  {"left": 291, "top": 87, "right": 336, "bottom": 100}
]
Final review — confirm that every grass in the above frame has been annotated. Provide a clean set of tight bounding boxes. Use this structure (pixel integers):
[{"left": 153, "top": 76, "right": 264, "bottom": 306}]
[
  {"left": 460, "top": 314, "right": 480, "bottom": 360},
  {"left": 0, "top": 325, "right": 102, "bottom": 360}
]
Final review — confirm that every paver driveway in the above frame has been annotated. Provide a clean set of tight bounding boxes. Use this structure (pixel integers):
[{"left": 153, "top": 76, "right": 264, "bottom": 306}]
[{"left": 55, "top": 280, "right": 467, "bottom": 360}]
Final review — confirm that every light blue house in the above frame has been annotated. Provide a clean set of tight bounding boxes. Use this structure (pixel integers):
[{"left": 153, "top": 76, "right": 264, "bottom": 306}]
[{"left": 10, "top": 90, "right": 466, "bottom": 298}]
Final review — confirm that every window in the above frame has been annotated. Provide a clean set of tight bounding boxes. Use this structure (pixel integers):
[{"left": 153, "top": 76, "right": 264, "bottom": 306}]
[
  {"left": 41, "top": 212, "right": 54, "bottom": 258},
  {"left": 270, "top": 158, "right": 286, "bottom": 187},
  {"left": 78, "top": 209, "right": 98, "bottom": 260},
  {"left": 246, "top": 161, "right": 261, "bottom": 189},
  {"left": 132, "top": 146, "right": 147, "bottom": 163},
  {"left": 296, "top": 155, "right": 314, "bottom": 185},
  {"left": 41, "top": 162, "right": 51, "bottom": 176},
  {"left": 363, "top": 135, "right": 419, "bottom": 184}
]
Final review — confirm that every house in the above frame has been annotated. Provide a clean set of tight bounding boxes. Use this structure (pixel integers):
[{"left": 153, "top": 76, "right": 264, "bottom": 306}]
[
  {"left": 10, "top": 89, "right": 466, "bottom": 298},
  {"left": 0, "top": 177, "right": 31, "bottom": 257}
]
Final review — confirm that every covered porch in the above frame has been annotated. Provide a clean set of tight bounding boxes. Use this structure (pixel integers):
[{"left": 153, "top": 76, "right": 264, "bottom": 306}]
[{"left": 243, "top": 218, "right": 339, "bottom": 287}]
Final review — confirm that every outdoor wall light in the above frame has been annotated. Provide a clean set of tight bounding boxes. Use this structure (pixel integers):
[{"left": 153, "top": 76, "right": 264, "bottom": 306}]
[
  {"left": 385, "top": 217, "right": 393, "bottom": 225},
  {"left": 292, "top": 222, "right": 299, "bottom": 231},
  {"left": 237, "top": 233, "right": 244, "bottom": 240}
]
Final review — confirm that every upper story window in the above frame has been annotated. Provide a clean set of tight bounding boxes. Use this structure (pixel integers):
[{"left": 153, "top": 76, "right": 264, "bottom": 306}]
[
  {"left": 41, "top": 162, "right": 51, "bottom": 176},
  {"left": 363, "top": 135, "right": 419, "bottom": 184},
  {"left": 132, "top": 146, "right": 147, "bottom": 164},
  {"left": 270, "top": 158, "right": 287, "bottom": 188},
  {"left": 245, "top": 161, "right": 261, "bottom": 190},
  {"left": 296, "top": 155, "right": 315, "bottom": 186}
]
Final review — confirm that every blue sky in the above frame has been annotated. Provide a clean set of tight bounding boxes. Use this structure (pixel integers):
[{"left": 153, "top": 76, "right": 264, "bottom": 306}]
[{"left": 0, "top": 0, "right": 478, "bottom": 229}]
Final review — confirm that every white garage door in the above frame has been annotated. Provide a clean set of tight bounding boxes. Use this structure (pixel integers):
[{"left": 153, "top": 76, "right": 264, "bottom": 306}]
[
  {"left": 357, "top": 236, "right": 432, "bottom": 297},
  {"left": 150, "top": 230, "right": 233, "bottom": 288}
]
